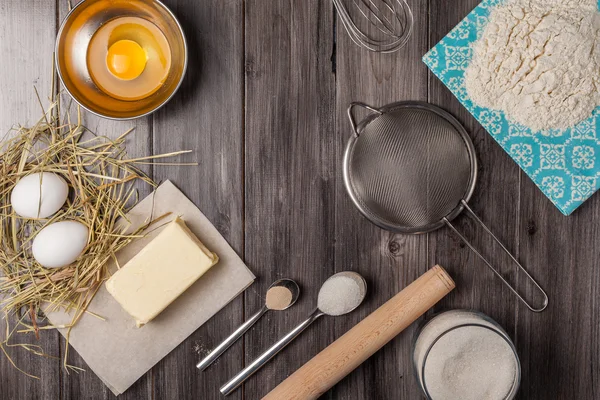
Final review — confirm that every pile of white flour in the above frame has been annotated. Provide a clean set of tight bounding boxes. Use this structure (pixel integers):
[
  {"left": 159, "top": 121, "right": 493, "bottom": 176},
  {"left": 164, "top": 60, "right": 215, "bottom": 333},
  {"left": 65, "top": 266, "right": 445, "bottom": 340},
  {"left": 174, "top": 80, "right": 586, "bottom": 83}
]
[{"left": 465, "top": 0, "right": 600, "bottom": 131}]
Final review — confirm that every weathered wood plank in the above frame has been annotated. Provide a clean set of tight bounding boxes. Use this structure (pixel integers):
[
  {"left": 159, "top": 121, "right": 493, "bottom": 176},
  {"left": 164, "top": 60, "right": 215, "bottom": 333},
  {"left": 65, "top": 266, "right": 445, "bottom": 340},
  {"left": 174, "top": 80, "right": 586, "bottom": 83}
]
[
  {"left": 243, "top": 0, "right": 336, "bottom": 398},
  {"left": 429, "top": 2, "right": 578, "bottom": 400},
  {"left": 55, "top": 1, "right": 153, "bottom": 399},
  {"left": 3, "top": 0, "right": 599, "bottom": 399},
  {"left": 331, "top": 0, "right": 429, "bottom": 398},
  {"left": 150, "top": 0, "right": 245, "bottom": 399},
  {"left": 516, "top": 148, "right": 600, "bottom": 398},
  {"left": 428, "top": 0, "right": 519, "bottom": 344},
  {"left": 0, "top": 1, "right": 61, "bottom": 400}
]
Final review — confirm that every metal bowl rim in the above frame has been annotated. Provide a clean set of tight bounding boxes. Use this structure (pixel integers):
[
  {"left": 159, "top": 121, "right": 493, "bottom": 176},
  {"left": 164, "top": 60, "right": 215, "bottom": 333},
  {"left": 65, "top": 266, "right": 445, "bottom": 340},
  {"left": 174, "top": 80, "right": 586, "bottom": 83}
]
[{"left": 55, "top": 0, "right": 188, "bottom": 121}]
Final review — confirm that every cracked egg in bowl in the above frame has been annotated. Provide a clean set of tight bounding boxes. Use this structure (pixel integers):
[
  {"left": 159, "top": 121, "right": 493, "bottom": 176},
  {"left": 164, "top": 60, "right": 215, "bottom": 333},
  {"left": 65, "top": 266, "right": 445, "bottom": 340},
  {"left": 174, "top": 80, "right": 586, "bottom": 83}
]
[{"left": 56, "top": 0, "right": 187, "bottom": 120}]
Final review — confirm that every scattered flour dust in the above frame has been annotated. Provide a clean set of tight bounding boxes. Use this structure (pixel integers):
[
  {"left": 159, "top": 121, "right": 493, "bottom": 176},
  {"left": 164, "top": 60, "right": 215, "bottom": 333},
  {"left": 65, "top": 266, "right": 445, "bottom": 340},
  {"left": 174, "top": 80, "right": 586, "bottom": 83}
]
[
  {"left": 465, "top": 0, "right": 600, "bottom": 131},
  {"left": 193, "top": 341, "right": 212, "bottom": 359}
]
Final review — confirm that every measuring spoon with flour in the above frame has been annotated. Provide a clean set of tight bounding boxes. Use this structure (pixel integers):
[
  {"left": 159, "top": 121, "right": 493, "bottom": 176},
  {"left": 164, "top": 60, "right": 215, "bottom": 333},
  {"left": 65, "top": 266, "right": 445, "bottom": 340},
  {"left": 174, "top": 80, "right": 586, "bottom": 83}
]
[
  {"left": 220, "top": 271, "right": 367, "bottom": 396},
  {"left": 197, "top": 278, "right": 300, "bottom": 371}
]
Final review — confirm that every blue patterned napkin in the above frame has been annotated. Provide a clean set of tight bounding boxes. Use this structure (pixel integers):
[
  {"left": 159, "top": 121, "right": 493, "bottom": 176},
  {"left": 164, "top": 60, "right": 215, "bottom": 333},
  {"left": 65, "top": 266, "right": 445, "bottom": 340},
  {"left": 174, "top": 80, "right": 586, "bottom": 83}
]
[{"left": 423, "top": 0, "right": 600, "bottom": 215}]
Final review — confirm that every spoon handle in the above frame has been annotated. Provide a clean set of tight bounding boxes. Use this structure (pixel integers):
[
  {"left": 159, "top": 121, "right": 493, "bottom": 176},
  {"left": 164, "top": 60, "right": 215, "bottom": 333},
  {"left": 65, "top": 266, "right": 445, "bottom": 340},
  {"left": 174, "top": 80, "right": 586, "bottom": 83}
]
[
  {"left": 220, "top": 309, "right": 325, "bottom": 396},
  {"left": 197, "top": 306, "right": 269, "bottom": 371}
]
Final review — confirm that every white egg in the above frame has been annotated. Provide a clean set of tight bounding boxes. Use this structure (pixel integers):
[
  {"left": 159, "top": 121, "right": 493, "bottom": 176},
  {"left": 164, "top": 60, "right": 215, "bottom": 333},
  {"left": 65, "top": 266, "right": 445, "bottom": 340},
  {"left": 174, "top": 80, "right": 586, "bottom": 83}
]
[
  {"left": 32, "top": 221, "right": 89, "bottom": 269},
  {"left": 11, "top": 172, "right": 69, "bottom": 219}
]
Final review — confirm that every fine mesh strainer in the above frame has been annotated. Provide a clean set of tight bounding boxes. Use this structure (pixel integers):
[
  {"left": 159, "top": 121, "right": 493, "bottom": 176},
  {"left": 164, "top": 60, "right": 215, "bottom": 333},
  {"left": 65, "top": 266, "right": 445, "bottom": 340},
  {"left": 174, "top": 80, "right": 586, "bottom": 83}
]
[{"left": 343, "top": 101, "right": 548, "bottom": 312}]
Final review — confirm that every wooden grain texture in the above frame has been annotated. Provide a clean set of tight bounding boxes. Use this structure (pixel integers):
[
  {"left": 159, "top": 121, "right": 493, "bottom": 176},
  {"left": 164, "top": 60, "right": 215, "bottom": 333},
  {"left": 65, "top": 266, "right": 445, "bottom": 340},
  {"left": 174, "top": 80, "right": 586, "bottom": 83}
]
[
  {"left": 56, "top": 2, "right": 154, "bottom": 399},
  {"left": 331, "top": 0, "right": 429, "bottom": 398},
  {"left": 2, "top": 0, "right": 600, "bottom": 399},
  {"left": 516, "top": 142, "right": 600, "bottom": 398},
  {"left": 428, "top": 0, "right": 520, "bottom": 345},
  {"left": 0, "top": 2, "right": 61, "bottom": 400},
  {"left": 243, "top": 0, "right": 336, "bottom": 398},
  {"left": 150, "top": 0, "right": 245, "bottom": 399}
]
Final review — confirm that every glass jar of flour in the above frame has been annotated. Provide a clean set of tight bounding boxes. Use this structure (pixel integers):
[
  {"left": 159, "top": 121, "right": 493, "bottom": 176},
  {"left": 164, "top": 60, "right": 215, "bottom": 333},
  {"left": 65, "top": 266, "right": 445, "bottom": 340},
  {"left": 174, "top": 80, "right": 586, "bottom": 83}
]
[{"left": 412, "top": 310, "right": 520, "bottom": 400}]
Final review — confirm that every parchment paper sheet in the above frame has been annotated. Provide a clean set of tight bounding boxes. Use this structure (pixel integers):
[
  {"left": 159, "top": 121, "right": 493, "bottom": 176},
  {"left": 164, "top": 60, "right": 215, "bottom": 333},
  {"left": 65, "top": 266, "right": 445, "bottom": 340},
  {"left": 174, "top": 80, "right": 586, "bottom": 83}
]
[{"left": 46, "top": 180, "right": 255, "bottom": 395}]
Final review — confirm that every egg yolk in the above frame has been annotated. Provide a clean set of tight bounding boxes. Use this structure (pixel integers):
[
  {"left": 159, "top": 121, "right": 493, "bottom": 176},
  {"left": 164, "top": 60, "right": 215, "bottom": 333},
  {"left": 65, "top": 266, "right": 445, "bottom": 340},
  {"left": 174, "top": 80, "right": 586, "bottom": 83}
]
[{"left": 106, "top": 40, "right": 147, "bottom": 80}]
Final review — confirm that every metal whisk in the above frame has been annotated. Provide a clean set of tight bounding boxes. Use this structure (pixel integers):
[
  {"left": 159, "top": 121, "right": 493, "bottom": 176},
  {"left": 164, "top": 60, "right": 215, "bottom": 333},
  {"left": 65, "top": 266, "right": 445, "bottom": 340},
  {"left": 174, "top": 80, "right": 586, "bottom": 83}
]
[{"left": 333, "top": 0, "right": 413, "bottom": 53}]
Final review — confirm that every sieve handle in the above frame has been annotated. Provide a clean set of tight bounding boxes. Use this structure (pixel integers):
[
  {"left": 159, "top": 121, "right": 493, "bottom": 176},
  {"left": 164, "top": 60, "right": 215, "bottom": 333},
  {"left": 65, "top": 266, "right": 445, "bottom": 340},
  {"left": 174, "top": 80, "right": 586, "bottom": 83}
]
[
  {"left": 444, "top": 200, "right": 549, "bottom": 313},
  {"left": 347, "top": 102, "right": 382, "bottom": 136}
]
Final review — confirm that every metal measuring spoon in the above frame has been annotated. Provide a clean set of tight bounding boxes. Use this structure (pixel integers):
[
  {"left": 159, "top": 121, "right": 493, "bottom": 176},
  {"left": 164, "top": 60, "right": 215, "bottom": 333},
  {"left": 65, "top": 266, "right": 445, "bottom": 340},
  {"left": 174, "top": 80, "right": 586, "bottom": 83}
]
[
  {"left": 197, "top": 278, "right": 300, "bottom": 371},
  {"left": 220, "top": 271, "right": 367, "bottom": 396}
]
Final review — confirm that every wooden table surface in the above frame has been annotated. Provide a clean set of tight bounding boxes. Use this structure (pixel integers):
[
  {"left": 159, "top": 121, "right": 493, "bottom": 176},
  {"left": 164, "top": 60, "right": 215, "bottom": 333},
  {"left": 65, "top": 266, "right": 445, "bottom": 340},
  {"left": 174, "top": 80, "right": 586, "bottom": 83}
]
[{"left": 1, "top": 0, "right": 599, "bottom": 399}]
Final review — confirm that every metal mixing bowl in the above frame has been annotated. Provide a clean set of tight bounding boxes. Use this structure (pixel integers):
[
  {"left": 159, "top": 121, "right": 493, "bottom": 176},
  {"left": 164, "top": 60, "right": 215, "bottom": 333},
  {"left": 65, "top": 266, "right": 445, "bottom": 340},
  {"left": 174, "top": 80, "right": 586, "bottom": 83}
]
[{"left": 56, "top": 0, "right": 187, "bottom": 120}]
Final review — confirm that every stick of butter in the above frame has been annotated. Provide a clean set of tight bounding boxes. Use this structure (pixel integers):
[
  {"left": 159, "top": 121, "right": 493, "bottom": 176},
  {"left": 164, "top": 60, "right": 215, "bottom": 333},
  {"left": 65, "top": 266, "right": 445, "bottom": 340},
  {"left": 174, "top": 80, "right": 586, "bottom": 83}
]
[{"left": 106, "top": 216, "right": 219, "bottom": 327}]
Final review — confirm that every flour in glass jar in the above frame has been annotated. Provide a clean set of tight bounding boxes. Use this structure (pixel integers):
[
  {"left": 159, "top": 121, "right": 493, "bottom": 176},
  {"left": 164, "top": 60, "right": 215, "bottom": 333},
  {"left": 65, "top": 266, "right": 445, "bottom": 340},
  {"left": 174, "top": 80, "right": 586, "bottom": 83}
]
[{"left": 413, "top": 311, "right": 520, "bottom": 400}]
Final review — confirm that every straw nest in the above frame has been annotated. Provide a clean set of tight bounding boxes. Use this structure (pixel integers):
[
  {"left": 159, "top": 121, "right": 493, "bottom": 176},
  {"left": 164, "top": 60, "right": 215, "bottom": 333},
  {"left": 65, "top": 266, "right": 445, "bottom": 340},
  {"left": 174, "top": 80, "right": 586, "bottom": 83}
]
[{"left": 0, "top": 92, "right": 191, "bottom": 376}]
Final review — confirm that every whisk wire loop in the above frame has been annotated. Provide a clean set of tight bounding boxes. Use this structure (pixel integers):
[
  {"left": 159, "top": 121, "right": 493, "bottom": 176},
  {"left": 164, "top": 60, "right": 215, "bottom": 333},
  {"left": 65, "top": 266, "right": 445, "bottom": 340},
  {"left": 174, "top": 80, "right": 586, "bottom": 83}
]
[{"left": 333, "top": 0, "right": 413, "bottom": 53}]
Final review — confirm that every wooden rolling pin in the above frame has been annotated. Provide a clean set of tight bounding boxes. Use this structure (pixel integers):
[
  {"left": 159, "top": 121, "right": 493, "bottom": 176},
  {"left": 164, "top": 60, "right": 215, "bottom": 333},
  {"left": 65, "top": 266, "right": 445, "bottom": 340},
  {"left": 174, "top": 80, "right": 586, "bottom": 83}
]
[{"left": 262, "top": 265, "right": 454, "bottom": 400}]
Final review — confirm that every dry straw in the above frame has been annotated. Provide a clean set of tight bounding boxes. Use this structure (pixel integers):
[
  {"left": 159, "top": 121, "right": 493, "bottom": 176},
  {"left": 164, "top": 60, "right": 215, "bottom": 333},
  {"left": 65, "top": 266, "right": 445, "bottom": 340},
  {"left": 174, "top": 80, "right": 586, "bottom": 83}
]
[{"left": 0, "top": 90, "right": 192, "bottom": 376}]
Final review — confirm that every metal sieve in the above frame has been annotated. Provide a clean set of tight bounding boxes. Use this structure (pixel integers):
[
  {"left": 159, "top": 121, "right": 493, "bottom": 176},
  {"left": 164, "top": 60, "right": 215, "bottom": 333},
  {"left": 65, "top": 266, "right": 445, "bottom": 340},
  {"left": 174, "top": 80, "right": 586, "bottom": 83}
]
[{"left": 343, "top": 101, "right": 548, "bottom": 312}]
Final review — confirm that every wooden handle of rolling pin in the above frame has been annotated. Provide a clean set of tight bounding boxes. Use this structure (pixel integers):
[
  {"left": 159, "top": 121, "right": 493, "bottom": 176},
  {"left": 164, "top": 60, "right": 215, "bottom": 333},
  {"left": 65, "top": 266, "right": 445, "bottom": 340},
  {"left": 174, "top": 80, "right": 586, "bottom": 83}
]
[{"left": 262, "top": 265, "right": 455, "bottom": 400}]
